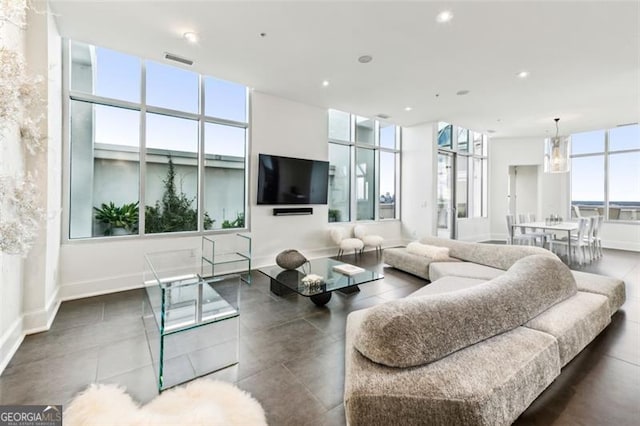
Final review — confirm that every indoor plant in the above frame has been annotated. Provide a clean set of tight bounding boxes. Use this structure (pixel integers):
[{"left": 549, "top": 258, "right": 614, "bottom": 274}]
[{"left": 94, "top": 201, "right": 139, "bottom": 236}]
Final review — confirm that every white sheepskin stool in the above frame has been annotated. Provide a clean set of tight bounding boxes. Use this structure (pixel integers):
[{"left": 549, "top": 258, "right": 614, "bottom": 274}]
[
  {"left": 64, "top": 379, "right": 267, "bottom": 426},
  {"left": 353, "top": 225, "right": 384, "bottom": 254}
]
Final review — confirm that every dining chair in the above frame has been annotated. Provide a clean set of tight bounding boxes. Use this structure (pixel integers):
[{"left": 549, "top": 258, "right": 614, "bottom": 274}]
[
  {"left": 549, "top": 217, "right": 590, "bottom": 265},
  {"left": 593, "top": 215, "right": 604, "bottom": 258},
  {"left": 583, "top": 216, "right": 598, "bottom": 261},
  {"left": 527, "top": 213, "right": 555, "bottom": 247},
  {"left": 516, "top": 213, "right": 545, "bottom": 247},
  {"left": 506, "top": 215, "right": 539, "bottom": 245}
]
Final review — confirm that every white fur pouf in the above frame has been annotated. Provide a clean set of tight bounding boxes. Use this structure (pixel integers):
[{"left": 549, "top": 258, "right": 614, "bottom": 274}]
[{"left": 64, "top": 379, "right": 267, "bottom": 426}]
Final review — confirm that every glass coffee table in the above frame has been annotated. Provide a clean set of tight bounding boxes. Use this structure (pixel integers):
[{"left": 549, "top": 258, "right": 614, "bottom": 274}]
[{"left": 258, "top": 258, "right": 383, "bottom": 306}]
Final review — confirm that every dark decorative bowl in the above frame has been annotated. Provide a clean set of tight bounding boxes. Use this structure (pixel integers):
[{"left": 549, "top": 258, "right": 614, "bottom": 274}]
[{"left": 276, "top": 249, "right": 307, "bottom": 270}]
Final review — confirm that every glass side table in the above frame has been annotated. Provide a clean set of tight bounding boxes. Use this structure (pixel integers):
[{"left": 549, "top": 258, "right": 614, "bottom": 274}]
[{"left": 143, "top": 248, "right": 241, "bottom": 391}]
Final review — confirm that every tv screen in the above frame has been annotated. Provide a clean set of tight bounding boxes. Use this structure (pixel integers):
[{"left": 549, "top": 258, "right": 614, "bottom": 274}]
[{"left": 257, "top": 154, "right": 329, "bottom": 205}]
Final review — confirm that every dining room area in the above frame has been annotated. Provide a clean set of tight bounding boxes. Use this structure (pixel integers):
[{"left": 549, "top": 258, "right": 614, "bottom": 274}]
[
  {"left": 507, "top": 212, "right": 604, "bottom": 266},
  {"left": 497, "top": 123, "right": 640, "bottom": 267}
]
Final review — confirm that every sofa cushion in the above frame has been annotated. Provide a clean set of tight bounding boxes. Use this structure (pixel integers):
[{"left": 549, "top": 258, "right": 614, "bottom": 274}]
[
  {"left": 406, "top": 242, "right": 451, "bottom": 261},
  {"left": 419, "top": 236, "right": 557, "bottom": 270},
  {"left": 429, "top": 261, "right": 503, "bottom": 282},
  {"left": 408, "top": 276, "right": 486, "bottom": 298},
  {"left": 345, "top": 308, "right": 560, "bottom": 426},
  {"left": 353, "top": 255, "right": 577, "bottom": 368},
  {"left": 525, "top": 291, "right": 610, "bottom": 366},
  {"left": 383, "top": 247, "right": 461, "bottom": 280},
  {"left": 572, "top": 270, "right": 626, "bottom": 316}
]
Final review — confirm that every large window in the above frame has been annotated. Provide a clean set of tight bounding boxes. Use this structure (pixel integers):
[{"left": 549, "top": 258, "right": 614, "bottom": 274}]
[
  {"left": 437, "top": 122, "right": 488, "bottom": 219},
  {"left": 328, "top": 110, "right": 400, "bottom": 222},
  {"left": 67, "top": 41, "right": 248, "bottom": 239},
  {"left": 570, "top": 124, "right": 640, "bottom": 221}
]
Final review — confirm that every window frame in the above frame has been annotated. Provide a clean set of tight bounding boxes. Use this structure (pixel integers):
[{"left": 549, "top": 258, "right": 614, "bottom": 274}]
[
  {"left": 569, "top": 124, "right": 640, "bottom": 224},
  {"left": 437, "top": 122, "right": 489, "bottom": 219},
  {"left": 328, "top": 110, "right": 401, "bottom": 223},
  {"left": 62, "top": 39, "right": 251, "bottom": 242}
]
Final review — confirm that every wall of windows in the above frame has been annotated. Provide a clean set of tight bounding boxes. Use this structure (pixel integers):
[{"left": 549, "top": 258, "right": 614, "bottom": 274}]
[
  {"left": 570, "top": 124, "right": 639, "bottom": 221},
  {"left": 437, "top": 122, "right": 488, "bottom": 220},
  {"left": 328, "top": 110, "right": 400, "bottom": 222},
  {"left": 66, "top": 41, "right": 248, "bottom": 239}
]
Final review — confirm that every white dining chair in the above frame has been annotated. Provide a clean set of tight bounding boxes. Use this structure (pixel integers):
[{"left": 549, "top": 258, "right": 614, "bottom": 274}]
[
  {"left": 506, "top": 215, "right": 539, "bottom": 245},
  {"left": 516, "top": 213, "right": 545, "bottom": 246},
  {"left": 592, "top": 215, "right": 604, "bottom": 258},
  {"left": 549, "top": 217, "right": 590, "bottom": 265}
]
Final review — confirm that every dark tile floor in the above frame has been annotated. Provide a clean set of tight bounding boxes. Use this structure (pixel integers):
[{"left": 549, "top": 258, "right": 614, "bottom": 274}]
[{"left": 0, "top": 248, "right": 638, "bottom": 425}]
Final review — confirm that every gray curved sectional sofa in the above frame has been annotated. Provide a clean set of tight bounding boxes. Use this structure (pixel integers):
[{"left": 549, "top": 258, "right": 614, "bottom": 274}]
[{"left": 344, "top": 237, "right": 625, "bottom": 426}]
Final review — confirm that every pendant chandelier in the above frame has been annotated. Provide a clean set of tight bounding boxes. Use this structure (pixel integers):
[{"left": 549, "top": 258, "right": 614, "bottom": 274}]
[{"left": 544, "top": 118, "right": 570, "bottom": 173}]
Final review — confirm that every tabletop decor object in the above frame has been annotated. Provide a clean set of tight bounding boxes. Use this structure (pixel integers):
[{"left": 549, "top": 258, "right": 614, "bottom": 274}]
[{"left": 275, "top": 249, "right": 308, "bottom": 270}]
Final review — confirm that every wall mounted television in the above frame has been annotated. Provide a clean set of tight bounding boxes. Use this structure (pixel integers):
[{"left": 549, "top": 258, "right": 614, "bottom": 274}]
[{"left": 257, "top": 154, "right": 329, "bottom": 205}]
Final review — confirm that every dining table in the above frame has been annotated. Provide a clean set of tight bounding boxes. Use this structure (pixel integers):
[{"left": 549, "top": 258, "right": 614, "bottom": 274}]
[{"left": 513, "top": 221, "right": 579, "bottom": 264}]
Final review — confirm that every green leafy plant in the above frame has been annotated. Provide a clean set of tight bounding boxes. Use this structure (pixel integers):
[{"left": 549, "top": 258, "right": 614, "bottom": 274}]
[
  {"left": 145, "top": 157, "right": 214, "bottom": 233},
  {"left": 222, "top": 212, "right": 244, "bottom": 229},
  {"left": 328, "top": 209, "right": 341, "bottom": 223},
  {"left": 94, "top": 201, "right": 139, "bottom": 236}
]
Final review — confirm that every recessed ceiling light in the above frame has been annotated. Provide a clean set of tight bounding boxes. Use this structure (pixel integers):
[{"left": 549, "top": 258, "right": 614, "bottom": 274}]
[
  {"left": 404, "top": 106, "right": 413, "bottom": 111},
  {"left": 436, "top": 10, "right": 454, "bottom": 23},
  {"left": 517, "top": 71, "right": 530, "bottom": 79},
  {"left": 259, "top": 32, "right": 267, "bottom": 38},
  {"left": 456, "top": 90, "right": 470, "bottom": 96},
  {"left": 322, "top": 80, "right": 330, "bottom": 87},
  {"left": 183, "top": 32, "right": 199, "bottom": 43},
  {"left": 358, "top": 55, "right": 373, "bottom": 64}
]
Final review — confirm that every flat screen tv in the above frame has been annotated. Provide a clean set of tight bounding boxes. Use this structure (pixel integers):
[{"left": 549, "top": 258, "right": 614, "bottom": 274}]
[{"left": 257, "top": 154, "right": 329, "bottom": 205}]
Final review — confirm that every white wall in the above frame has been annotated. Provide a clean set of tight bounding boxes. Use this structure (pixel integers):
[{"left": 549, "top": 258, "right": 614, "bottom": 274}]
[
  {"left": 0, "top": 4, "right": 27, "bottom": 376},
  {"left": 456, "top": 218, "right": 491, "bottom": 242},
  {"left": 401, "top": 122, "right": 436, "bottom": 240},
  {"left": 22, "top": 5, "right": 63, "bottom": 332},
  {"left": 0, "top": 4, "right": 62, "bottom": 374}
]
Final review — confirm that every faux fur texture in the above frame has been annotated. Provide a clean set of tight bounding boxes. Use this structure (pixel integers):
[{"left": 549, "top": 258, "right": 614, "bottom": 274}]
[
  {"left": 406, "top": 241, "right": 450, "bottom": 261},
  {"left": 64, "top": 379, "right": 267, "bottom": 426}
]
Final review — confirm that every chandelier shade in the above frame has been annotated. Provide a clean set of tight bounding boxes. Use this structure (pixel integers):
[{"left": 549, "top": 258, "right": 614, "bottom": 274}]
[{"left": 544, "top": 118, "right": 570, "bottom": 173}]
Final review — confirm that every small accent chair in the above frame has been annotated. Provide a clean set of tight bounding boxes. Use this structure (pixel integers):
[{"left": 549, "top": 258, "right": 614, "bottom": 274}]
[
  {"left": 353, "top": 225, "right": 384, "bottom": 254},
  {"left": 329, "top": 227, "right": 364, "bottom": 257}
]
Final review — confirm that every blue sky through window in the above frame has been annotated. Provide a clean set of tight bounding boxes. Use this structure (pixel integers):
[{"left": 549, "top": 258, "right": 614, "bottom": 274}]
[
  {"left": 82, "top": 43, "right": 248, "bottom": 156},
  {"left": 571, "top": 124, "right": 639, "bottom": 206}
]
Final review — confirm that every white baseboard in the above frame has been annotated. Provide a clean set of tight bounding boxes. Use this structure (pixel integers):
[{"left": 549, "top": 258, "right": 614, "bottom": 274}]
[
  {"left": 59, "top": 271, "right": 145, "bottom": 301},
  {"left": 602, "top": 240, "right": 640, "bottom": 252},
  {"left": 22, "top": 287, "right": 61, "bottom": 333},
  {"left": 0, "top": 316, "right": 24, "bottom": 376}
]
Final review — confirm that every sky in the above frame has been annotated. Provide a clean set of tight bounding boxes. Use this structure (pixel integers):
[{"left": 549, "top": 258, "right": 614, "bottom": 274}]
[
  {"left": 571, "top": 127, "right": 640, "bottom": 203},
  {"left": 80, "top": 44, "right": 247, "bottom": 158}
]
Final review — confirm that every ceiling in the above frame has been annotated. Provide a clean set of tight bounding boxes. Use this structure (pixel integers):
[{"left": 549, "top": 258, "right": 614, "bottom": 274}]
[{"left": 49, "top": 0, "right": 640, "bottom": 138}]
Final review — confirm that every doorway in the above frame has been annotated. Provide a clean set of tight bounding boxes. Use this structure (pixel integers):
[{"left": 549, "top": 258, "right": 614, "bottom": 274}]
[{"left": 508, "top": 165, "right": 539, "bottom": 221}]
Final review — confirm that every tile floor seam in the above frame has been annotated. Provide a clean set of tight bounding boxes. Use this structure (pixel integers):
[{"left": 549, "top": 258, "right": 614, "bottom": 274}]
[
  {"left": 96, "top": 356, "right": 155, "bottom": 382},
  {"left": 281, "top": 362, "right": 333, "bottom": 413},
  {"left": 602, "top": 352, "right": 640, "bottom": 368}
]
